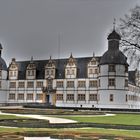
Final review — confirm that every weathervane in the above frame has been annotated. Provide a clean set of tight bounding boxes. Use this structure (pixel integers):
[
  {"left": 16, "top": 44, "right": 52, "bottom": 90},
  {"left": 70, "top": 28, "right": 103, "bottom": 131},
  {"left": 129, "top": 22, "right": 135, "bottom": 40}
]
[{"left": 113, "top": 18, "right": 116, "bottom": 30}]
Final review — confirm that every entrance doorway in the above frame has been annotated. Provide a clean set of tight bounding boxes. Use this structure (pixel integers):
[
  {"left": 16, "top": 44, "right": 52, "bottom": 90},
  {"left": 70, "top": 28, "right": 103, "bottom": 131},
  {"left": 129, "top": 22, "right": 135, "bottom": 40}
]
[{"left": 46, "top": 95, "right": 50, "bottom": 103}]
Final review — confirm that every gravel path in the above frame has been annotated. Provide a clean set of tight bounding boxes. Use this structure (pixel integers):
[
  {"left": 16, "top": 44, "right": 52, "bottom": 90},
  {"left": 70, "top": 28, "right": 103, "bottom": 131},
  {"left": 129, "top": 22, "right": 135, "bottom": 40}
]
[
  {"left": 0, "top": 111, "right": 115, "bottom": 124},
  {"left": 0, "top": 111, "right": 77, "bottom": 124}
]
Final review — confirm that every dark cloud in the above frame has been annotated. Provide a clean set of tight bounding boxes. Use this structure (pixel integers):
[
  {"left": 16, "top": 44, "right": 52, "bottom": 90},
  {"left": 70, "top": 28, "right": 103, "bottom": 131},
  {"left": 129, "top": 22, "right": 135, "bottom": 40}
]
[{"left": 0, "top": 0, "right": 139, "bottom": 64}]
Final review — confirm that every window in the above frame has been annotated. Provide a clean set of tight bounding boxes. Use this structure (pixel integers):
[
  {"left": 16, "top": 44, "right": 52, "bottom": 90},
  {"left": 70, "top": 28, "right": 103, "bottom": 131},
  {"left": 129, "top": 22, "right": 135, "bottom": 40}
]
[
  {"left": 72, "top": 69, "right": 75, "bottom": 75},
  {"left": 51, "top": 70, "right": 54, "bottom": 75},
  {"left": 11, "top": 65, "right": 16, "bottom": 69},
  {"left": 46, "top": 70, "right": 49, "bottom": 75},
  {"left": 67, "top": 81, "right": 74, "bottom": 88},
  {"left": 10, "top": 82, "right": 16, "bottom": 88},
  {"left": 67, "top": 94, "right": 74, "bottom": 101},
  {"left": 67, "top": 70, "right": 70, "bottom": 75},
  {"left": 94, "top": 68, "right": 98, "bottom": 74},
  {"left": 27, "top": 70, "right": 30, "bottom": 76},
  {"left": 110, "top": 94, "right": 114, "bottom": 102},
  {"left": 14, "top": 71, "right": 16, "bottom": 76},
  {"left": 17, "top": 94, "right": 24, "bottom": 100},
  {"left": 9, "top": 71, "right": 13, "bottom": 77},
  {"left": 89, "top": 94, "right": 97, "bottom": 101},
  {"left": 89, "top": 81, "right": 97, "bottom": 87},
  {"left": 18, "top": 82, "right": 25, "bottom": 88},
  {"left": 57, "top": 81, "right": 63, "bottom": 88},
  {"left": 91, "top": 61, "right": 96, "bottom": 65},
  {"left": 78, "top": 81, "right": 86, "bottom": 88},
  {"left": 125, "top": 79, "right": 128, "bottom": 87},
  {"left": 109, "top": 65, "right": 115, "bottom": 72},
  {"left": 56, "top": 94, "right": 63, "bottom": 101},
  {"left": 108, "top": 78, "right": 115, "bottom": 86},
  {"left": 36, "top": 81, "right": 43, "bottom": 88},
  {"left": 125, "top": 66, "right": 128, "bottom": 72},
  {"left": 32, "top": 70, "right": 35, "bottom": 76},
  {"left": 78, "top": 94, "right": 85, "bottom": 101},
  {"left": 89, "top": 69, "right": 93, "bottom": 74},
  {"left": 26, "top": 94, "right": 33, "bottom": 100},
  {"left": 36, "top": 94, "right": 43, "bottom": 100},
  {"left": 126, "top": 94, "right": 128, "bottom": 102},
  {"left": 9, "top": 93, "right": 15, "bottom": 100},
  {"left": 27, "top": 70, "right": 35, "bottom": 76},
  {"left": 27, "top": 81, "right": 34, "bottom": 88}
]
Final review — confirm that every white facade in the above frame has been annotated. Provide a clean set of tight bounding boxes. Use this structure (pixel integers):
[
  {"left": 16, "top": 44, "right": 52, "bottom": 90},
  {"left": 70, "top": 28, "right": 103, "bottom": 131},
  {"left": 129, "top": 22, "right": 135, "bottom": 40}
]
[
  {"left": 0, "top": 29, "right": 140, "bottom": 109},
  {"left": 0, "top": 70, "right": 8, "bottom": 103}
]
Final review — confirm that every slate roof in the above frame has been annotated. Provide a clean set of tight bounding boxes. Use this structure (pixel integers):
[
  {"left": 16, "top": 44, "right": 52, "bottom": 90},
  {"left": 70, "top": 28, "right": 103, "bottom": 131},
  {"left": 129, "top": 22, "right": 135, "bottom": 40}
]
[
  {"left": 100, "top": 29, "right": 128, "bottom": 65},
  {"left": 107, "top": 30, "right": 121, "bottom": 40},
  {"left": 15, "top": 57, "right": 101, "bottom": 80},
  {"left": 0, "top": 57, "right": 7, "bottom": 70},
  {"left": 100, "top": 49, "right": 128, "bottom": 65}
]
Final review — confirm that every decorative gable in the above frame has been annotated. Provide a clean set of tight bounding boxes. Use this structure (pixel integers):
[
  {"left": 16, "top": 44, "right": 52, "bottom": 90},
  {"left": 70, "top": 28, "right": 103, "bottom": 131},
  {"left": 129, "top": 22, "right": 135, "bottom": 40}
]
[
  {"left": 45, "top": 56, "right": 56, "bottom": 79},
  {"left": 9, "top": 58, "right": 18, "bottom": 80},
  {"left": 87, "top": 54, "right": 98, "bottom": 78},
  {"left": 26, "top": 57, "right": 36, "bottom": 79},
  {"left": 65, "top": 53, "right": 77, "bottom": 78}
]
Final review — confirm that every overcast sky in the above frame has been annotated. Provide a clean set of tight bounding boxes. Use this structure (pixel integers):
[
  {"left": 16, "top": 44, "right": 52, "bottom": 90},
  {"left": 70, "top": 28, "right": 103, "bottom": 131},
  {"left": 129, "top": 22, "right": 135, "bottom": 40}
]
[{"left": 0, "top": 0, "right": 140, "bottom": 65}]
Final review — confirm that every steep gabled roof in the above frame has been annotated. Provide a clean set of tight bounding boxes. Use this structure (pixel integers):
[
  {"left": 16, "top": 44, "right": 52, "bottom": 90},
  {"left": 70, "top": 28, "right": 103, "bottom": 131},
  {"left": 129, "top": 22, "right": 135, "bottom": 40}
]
[{"left": 14, "top": 56, "right": 100, "bottom": 80}]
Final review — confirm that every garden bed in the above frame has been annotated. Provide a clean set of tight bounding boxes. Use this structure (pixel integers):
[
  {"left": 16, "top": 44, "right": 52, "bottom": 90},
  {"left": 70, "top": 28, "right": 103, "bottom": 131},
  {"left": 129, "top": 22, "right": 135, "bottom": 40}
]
[{"left": 0, "top": 118, "right": 49, "bottom": 128}]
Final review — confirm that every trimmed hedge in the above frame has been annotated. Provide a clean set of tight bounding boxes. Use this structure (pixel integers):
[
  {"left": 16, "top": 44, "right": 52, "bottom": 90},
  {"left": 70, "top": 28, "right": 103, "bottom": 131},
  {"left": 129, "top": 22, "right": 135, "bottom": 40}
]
[
  {"left": 0, "top": 118, "right": 140, "bottom": 130},
  {"left": 0, "top": 119, "right": 49, "bottom": 128}
]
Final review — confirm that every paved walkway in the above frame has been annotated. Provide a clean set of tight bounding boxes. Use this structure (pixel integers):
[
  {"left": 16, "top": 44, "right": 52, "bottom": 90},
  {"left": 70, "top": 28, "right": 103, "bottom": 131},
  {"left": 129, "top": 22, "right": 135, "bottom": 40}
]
[
  {"left": 0, "top": 111, "right": 77, "bottom": 124},
  {"left": 0, "top": 111, "right": 115, "bottom": 124}
]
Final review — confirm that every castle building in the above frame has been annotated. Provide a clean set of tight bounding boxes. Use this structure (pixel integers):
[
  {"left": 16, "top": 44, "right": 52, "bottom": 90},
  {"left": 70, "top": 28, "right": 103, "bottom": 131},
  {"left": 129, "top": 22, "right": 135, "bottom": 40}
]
[{"left": 0, "top": 29, "right": 140, "bottom": 109}]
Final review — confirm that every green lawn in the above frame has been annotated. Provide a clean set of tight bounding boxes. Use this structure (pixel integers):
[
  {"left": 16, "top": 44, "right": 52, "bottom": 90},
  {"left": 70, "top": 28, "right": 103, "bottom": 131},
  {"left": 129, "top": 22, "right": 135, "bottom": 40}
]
[
  {"left": 0, "top": 114, "right": 27, "bottom": 119},
  {"left": 0, "top": 113, "right": 139, "bottom": 139},
  {"left": 57, "top": 114, "right": 140, "bottom": 125}
]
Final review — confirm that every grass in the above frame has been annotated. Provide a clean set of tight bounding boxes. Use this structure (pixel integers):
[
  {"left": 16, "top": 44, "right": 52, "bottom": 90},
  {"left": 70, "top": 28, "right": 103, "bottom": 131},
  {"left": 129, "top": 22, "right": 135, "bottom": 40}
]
[
  {"left": 0, "top": 127, "right": 140, "bottom": 139},
  {"left": 0, "top": 109, "right": 140, "bottom": 139},
  {"left": 0, "top": 114, "right": 26, "bottom": 119},
  {"left": 56, "top": 114, "right": 140, "bottom": 125}
]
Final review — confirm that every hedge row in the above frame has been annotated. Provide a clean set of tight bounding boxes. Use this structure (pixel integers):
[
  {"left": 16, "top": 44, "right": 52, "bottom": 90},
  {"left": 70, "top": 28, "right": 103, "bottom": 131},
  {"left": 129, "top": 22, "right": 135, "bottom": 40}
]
[
  {"left": 0, "top": 119, "right": 49, "bottom": 128},
  {"left": 0, "top": 119, "right": 140, "bottom": 130}
]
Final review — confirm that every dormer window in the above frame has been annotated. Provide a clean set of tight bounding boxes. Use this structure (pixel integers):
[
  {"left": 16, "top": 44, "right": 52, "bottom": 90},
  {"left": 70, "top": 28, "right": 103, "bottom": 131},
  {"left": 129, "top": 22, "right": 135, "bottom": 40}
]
[
  {"left": 91, "top": 60, "right": 96, "bottom": 65},
  {"left": 87, "top": 56, "right": 98, "bottom": 78},
  {"left": 65, "top": 53, "right": 77, "bottom": 79},
  {"left": 26, "top": 57, "right": 36, "bottom": 80},
  {"left": 9, "top": 58, "right": 18, "bottom": 80},
  {"left": 45, "top": 56, "right": 56, "bottom": 79}
]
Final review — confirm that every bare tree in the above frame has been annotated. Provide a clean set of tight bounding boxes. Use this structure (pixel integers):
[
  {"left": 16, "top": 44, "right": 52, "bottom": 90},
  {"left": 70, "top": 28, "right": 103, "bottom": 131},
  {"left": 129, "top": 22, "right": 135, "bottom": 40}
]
[{"left": 119, "top": 5, "right": 140, "bottom": 69}]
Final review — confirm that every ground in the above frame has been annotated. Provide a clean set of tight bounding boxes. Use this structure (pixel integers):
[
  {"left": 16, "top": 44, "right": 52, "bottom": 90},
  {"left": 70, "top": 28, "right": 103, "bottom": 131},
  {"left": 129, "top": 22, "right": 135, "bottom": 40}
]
[{"left": 0, "top": 107, "right": 139, "bottom": 140}]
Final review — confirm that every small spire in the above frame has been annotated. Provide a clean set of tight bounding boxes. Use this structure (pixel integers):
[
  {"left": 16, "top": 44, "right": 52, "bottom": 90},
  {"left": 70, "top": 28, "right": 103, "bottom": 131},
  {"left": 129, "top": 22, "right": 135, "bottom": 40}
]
[
  {"left": 70, "top": 52, "right": 73, "bottom": 58},
  {"left": 113, "top": 18, "right": 116, "bottom": 30},
  {"left": 30, "top": 56, "right": 33, "bottom": 63},
  {"left": 50, "top": 56, "right": 52, "bottom": 60},
  {"left": 93, "top": 52, "right": 95, "bottom": 57}
]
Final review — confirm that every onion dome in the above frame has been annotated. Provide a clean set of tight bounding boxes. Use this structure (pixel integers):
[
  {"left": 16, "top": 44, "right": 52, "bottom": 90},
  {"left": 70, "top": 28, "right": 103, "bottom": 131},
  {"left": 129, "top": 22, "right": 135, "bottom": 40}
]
[
  {"left": 100, "top": 29, "right": 128, "bottom": 65},
  {"left": 107, "top": 30, "right": 121, "bottom": 40},
  {"left": 100, "top": 49, "right": 127, "bottom": 65},
  {"left": 0, "top": 44, "right": 7, "bottom": 70}
]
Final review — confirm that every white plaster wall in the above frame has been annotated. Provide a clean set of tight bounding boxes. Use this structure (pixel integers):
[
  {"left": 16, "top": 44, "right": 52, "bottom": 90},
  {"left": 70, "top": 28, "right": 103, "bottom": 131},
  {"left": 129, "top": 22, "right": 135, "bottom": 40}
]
[
  {"left": 98, "top": 64, "right": 129, "bottom": 109},
  {"left": 0, "top": 70, "right": 8, "bottom": 103}
]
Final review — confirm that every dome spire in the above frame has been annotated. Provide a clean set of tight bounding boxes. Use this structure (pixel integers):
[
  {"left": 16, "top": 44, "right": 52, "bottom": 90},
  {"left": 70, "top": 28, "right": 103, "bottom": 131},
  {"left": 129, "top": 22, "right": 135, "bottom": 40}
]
[
  {"left": 113, "top": 18, "right": 116, "bottom": 30},
  {"left": 107, "top": 19, "right": 121, "bottom": 40}
]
